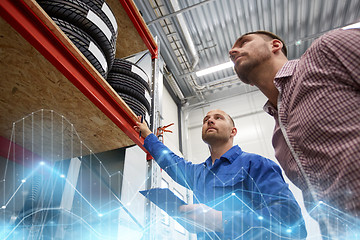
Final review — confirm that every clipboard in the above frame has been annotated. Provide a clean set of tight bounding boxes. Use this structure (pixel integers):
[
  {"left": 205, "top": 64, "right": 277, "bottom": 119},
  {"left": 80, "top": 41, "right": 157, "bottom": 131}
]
[
  {"left": 140, "top": 188, "right": 206, "bottom": 233},
  {"left": 139, "top": 188, "right": 187, "bottom": 216}
]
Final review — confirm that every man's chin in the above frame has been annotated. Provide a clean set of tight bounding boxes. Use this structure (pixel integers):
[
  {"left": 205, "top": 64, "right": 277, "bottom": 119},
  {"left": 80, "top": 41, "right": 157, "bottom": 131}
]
[
  {"left": 236, "top": 72, "right": 251, "bottom": 85},
  {"left": 202, "top": 135, "right": 218, "bottom": 145}
]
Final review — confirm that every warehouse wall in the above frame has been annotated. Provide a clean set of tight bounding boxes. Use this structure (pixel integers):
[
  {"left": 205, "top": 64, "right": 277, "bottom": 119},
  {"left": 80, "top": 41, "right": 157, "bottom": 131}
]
[
  {"left": 120, "top": 61, "right": 192, "bottom": 239},
  {"left": 183, "top": 90, "right": 321, "bottom": 239},
  {"left": 155, "top": 85, "right": 194, "bottom": 239},
  {"left": 162, "top": 88, "right": 180, "bottom": 152}
]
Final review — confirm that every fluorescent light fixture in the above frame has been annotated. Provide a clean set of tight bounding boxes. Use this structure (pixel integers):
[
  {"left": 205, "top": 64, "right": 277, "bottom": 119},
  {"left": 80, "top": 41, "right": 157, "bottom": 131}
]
[
  {"left": 342, "top": 21, "right": 360, "bottom": 30},
  {"left": 196, "top": 61, "right": 234, "bottom": 77}
]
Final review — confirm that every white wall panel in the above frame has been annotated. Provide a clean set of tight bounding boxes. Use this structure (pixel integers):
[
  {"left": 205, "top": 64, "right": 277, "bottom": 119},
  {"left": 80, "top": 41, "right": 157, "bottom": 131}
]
[
  {"left": 187, "top": 126, "right": 209, "bottom": 164},
  {"left": 162, "top": 87, "right": 179, "bottom": 152},
  {"left": 121, "top": 145, "right": 148, "bottom": 227},
  {"left": 160, "top": 86, "right": 194, "bottom": 239}
]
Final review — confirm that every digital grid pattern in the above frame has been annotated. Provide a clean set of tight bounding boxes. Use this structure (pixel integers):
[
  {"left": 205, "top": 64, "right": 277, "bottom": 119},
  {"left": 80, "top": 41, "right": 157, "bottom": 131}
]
[
  {"left": 1, "top": 109, "right": 359, "bottom": 240},
  {"left": 0, "top": 110, "right": 144, "bottom": 240}
]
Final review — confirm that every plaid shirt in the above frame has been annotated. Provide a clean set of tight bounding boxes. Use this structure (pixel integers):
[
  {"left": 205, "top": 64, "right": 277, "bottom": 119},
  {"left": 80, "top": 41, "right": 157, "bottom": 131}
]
[{"left": 264, "top": 28, "right": 360, "bottom": 223}]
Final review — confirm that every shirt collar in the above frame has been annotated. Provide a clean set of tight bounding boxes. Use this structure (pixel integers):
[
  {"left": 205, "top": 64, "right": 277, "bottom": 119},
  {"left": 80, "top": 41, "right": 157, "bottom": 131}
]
[
  {"left": 263, "top": 59, "right": 300, "bottom": 116},
  {"left": 204, "top": 145, "right": 242, "bottom": 167},
  {"left": 263, "top": 100, "right": 277, "bottom": 117},
  {"left": 274, "top": 59, "right": 299, "bottom": 89},
  {"left": 275, "top": 59, "right": 300, "bottom": 79}
]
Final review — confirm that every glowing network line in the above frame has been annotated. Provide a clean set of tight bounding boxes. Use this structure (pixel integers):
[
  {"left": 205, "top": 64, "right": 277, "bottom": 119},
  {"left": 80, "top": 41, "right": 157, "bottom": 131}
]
[
  {"left": 2, "top": 163, "right": 101, "bottom": 216},
  {"left": 151, "top": 148, "right": 360, "bottom": 239},
  {"left": 2, "top": 109, "right": 359, "bottom": 240},
  {"left": 1, "top": 109, "right": 147, "bottom": 239},
  {"left": 161, "top": 157, "right": 288, "bottom": 221},
  {"left": 1, "top": 164, "right": 44, "bottom": 208},
  {"left": 1, "top": 161, "right": 144, "bottom": 240},
  {"left": 3, "top": 208, "right": 107, "bottom": 240}
]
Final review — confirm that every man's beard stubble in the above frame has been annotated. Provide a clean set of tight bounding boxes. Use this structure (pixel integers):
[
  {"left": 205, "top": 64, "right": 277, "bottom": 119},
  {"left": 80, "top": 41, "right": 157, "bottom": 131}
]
[
  {"left": 234, "top": 47, "right": 272, "bottom": 85},
  {"left": 202, "top": 131, "right": 229, "bottom": 146}
]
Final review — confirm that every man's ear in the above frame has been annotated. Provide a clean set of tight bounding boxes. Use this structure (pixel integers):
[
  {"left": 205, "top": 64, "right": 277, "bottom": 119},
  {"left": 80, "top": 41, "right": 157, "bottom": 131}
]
[
  {"left": 230, "top": 127, "right": 237, "bottom": 137},
  {"left": 271, "top": 39, "right": 283, "bottom": 54}
]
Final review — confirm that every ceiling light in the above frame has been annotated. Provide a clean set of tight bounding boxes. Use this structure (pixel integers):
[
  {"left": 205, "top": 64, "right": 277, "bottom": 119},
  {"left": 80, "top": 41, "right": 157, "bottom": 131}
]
[{"left": 195, "top": 61, "right": 234, "bottom": 77}]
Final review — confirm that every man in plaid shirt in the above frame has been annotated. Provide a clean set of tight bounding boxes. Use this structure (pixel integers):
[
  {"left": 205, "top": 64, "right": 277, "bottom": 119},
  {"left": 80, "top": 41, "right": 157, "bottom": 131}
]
[{"left": 229, "top": 27, "right": 360, "bottom": 239}]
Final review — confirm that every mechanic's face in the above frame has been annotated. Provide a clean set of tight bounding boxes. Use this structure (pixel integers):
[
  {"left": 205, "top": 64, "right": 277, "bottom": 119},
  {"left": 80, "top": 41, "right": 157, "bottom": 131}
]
[{"left": 202, "top": 110, "right": 236, "bottom": 145}]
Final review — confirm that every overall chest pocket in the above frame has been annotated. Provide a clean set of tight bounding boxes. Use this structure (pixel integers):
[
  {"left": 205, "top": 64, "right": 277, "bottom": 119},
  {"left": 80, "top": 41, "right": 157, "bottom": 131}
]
[
  {"left": 212, "top": 172, "right": 247, "bottom": 191},
  {"left": 210, "top": 172, "right": 250, "bottom": 211}
]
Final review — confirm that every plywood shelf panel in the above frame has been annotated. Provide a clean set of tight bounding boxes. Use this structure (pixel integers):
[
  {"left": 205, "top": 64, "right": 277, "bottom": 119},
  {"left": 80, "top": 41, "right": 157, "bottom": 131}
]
[{"left": 107, "top": 0, "right": 150, "bottom": 58}]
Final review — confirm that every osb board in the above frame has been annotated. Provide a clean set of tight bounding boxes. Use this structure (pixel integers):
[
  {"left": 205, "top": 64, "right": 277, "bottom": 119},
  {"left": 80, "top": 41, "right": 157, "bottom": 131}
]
[
  {"left": 0, "top": 17, "right": 135, "bottom": 161},
  {"left": 107, "top": 0, "right": 153, "bottom": 58}
]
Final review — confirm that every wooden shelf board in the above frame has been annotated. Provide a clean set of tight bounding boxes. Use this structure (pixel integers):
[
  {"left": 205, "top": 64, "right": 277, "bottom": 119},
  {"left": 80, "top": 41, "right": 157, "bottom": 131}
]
[{"left": 107, "top": 0, "right": 151, "bottom": 58}]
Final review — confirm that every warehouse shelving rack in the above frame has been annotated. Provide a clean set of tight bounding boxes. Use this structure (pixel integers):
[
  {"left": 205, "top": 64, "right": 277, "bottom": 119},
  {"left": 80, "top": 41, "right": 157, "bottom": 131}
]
[
  {"left": 0, "top": 0, "right": 158, "bottom": 157},
  {"left": 0, "top": 0, "right": 162, "bottom": 238}
]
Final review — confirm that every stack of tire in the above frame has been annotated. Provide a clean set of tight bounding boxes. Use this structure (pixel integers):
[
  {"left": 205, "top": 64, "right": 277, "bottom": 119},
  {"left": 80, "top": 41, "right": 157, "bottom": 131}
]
[
  {"left": 37, "top": 0, "right": 118, "bottom": 79},
  {"left": 107, "top": 59, "right": 151, "bottom": 121}
]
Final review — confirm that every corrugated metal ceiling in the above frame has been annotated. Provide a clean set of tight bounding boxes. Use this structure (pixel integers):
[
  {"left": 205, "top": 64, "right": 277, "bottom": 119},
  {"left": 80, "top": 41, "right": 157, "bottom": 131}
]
[{"left": 133, "top": 0, "right": 360, "bottom": 106}]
